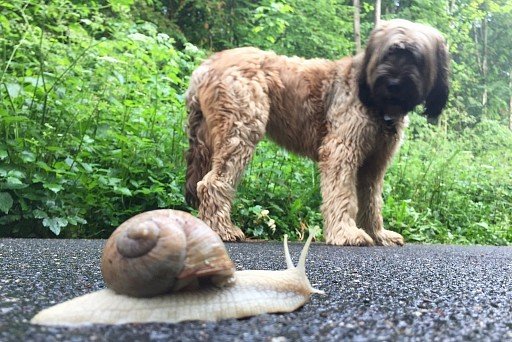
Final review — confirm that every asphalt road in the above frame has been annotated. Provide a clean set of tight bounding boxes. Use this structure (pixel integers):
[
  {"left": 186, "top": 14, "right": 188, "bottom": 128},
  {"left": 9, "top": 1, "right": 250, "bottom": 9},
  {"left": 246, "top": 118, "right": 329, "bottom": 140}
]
[{"left": 1, "top": 238, "right": 511, "bottom": 341}]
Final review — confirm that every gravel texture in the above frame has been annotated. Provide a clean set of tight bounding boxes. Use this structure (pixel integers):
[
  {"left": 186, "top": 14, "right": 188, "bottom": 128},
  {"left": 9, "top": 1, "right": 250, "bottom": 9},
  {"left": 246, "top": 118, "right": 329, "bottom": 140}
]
[{"left": 0, "top": 238, "right": 511, "bottom": 341}]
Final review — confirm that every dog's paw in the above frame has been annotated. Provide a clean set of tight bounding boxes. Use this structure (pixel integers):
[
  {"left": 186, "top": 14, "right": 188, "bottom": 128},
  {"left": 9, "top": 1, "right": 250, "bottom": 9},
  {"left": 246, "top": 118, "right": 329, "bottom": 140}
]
[
  {"left": 325, "top": 227, "right": 375, "bottom": 246},
  {"left": 217, "top": 224, "right": 246, "bottom": 242},
  {"left": 372, "top": 229, "right": 404, "bottom": 246}
]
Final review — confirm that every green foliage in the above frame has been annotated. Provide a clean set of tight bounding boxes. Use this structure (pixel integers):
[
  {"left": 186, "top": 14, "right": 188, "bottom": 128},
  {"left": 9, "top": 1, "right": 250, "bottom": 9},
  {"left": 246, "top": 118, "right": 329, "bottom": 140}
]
[
  {"left": 165, "top": 0, "right": 254, "bottom": 50},
  {"left": 383, "top": 114, "right": 512, "bottom": 245},
  {"left": 166, "top": 0, "right": 355, "bottom": 59},
  {"left": 1, "top": 0, "right": 204, "bottom": 237},
  {"left": 244, "top": 0, "right": 355, "bottom": 59},
  {"left": 233, "top": 140, "right": 323, "bottom": 240},
  {"left": 1, "top": 0, "right": 511, "bottom": 245}
]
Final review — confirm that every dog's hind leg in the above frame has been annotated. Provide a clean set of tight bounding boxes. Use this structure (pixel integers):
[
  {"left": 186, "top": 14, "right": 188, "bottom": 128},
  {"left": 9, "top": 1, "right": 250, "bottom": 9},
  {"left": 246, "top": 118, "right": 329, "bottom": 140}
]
[
  {"left": 185, "top": 102, "right": 212, "bottom": 208},
  {"left": 185, "top": 63, "right": 215, "bottom": 208},
  {"left": 196, "top": 77, "right": 270, "bottom": 241}
]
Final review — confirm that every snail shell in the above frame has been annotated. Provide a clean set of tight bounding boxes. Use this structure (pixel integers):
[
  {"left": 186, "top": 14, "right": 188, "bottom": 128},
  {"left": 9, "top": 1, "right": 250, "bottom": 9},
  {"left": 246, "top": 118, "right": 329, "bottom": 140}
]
[{"left": 101, "top": 209, "right": 235, "bottom": 297}]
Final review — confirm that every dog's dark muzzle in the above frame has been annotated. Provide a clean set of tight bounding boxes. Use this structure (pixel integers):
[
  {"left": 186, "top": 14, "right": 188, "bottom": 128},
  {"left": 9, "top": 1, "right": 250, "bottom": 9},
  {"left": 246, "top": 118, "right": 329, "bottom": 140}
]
[{"left": 374, "top": 76, "right": 419, "bottom": 113}]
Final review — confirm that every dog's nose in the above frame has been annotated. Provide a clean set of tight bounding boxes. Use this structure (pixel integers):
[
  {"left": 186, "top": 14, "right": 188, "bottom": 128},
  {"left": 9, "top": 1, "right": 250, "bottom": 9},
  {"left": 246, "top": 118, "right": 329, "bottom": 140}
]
[{"left": 386, "top": 79, "right": 401, "bottom": 93}]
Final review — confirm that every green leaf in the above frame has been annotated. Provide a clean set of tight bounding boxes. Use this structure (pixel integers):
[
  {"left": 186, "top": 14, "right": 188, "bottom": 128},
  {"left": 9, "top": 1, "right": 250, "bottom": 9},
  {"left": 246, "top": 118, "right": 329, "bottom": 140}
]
[
  {"left": 109, "top": 0, "right": 135, "bottom": 11},
  {"left": 0, "top": 115, "right": 30, "bottom": 124},
  {"left": 80, "top": 162, "right": 93, "bottom": 173},
  {"left": 67, "top": 216, "right": 87, "bottom": 225},
  {"left": 0, "top": 192, "right": 13, "bottom": 214},
  {"left": 114, "top": 186, "right": 132, "bottom": 196},
  {"left": 6, "top": 83, "right": 21, "bottom": 98},
  {"left": 21, "top": 151, "right": 36, "bottom": 163},
  {"left": 36, "top": 161, "right": 52, "bottom": 172},
  {"left": 7, "top": 170, "right": 25, "bottom": 179},
  {"left": 42, "top": 217, "right": 68, "bottom": 235},
  {"left": 43, "top": 183, "right": 63, "bottom": 193},
  {"left": 4, "top": 177, "right": 27, "bottom": 189},
  {"left": 24, "top": 77, "right": 43, "bottom": 87},
  {"left": 33, "top": 209, "right": 49, "bottom": 219},
  {"left": 0, "top": 149, "right": 7, "bottom": 160}
]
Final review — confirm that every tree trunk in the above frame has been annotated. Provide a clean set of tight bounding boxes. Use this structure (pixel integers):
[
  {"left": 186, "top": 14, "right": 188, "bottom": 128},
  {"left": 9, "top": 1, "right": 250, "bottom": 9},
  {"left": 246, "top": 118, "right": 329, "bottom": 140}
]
[
  {"left": 509, "top": 69, "right": 512, "bottom": 131},
  {"left": 375, "top": 0, "right": 381, "bottom": 26},
  {"left": 353, "top": 0, "right": 361, "bottom": 53},
  {"left": 481, "top": 17, "right": 488, "bottom": 113}
]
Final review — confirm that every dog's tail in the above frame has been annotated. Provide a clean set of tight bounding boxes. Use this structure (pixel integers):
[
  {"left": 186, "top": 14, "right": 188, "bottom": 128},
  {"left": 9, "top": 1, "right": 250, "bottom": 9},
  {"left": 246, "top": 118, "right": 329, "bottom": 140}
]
[{"left": 185, "top": 67, "right": 212, "bottom": 208}]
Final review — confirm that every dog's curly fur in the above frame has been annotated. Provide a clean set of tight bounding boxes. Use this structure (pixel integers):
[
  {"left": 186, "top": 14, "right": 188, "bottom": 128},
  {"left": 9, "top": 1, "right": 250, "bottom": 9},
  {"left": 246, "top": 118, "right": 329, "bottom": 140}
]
[{"left": 185, "top": 19, "right": 449, "bottom": 245}]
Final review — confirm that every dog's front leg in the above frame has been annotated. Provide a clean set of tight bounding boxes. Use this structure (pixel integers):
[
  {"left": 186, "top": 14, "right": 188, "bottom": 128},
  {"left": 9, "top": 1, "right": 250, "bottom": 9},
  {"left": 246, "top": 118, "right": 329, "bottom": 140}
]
[
  {"left": 318, "top": 134, "right": 375, "bottom": 246},
  {"left": 356, "top": 156, "right": 404, "bottom": 246}
]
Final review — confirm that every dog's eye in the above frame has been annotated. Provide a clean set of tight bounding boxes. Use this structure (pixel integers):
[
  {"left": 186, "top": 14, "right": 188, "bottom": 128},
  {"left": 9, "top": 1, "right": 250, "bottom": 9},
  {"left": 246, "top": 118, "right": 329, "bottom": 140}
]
[
  {"left": 410, "top": 50, "right": 425, "bottom": 68},
  {"left": 388, "top": 47, "right": 422, "bottom": 66}
]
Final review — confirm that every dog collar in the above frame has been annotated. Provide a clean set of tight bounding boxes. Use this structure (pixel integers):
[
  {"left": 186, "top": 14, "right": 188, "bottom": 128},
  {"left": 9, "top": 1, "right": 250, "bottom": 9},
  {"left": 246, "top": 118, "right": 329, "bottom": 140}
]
[{"left": 382, "top": 114, "right": 398, "bottom": 134}]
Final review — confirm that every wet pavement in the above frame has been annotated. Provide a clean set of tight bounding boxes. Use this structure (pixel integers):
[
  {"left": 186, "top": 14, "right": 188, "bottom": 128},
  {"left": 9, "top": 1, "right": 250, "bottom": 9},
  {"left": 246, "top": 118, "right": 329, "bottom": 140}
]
[{"left": 1, "top": 238, "right": 511, "bottom": 341}]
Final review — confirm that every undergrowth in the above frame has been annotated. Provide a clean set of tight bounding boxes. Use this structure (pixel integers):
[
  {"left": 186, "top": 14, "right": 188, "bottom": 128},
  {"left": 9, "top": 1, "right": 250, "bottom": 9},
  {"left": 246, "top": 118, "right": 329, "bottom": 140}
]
[{"left": 1, "top": 1, "right": 511, "bottom": 244}]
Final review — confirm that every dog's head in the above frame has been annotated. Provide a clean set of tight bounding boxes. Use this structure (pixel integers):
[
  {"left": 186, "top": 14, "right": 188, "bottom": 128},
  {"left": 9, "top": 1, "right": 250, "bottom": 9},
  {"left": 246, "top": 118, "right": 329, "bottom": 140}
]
[{"left": 357, "top": 19, "right": 450, "bottom": 123}]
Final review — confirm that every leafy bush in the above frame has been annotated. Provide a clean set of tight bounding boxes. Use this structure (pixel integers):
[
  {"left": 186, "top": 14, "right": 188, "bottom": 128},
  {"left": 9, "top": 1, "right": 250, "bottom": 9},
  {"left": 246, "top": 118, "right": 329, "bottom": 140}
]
[
  {"left": 233, "top": 140, "right": 323, "bottom": 240},
  {"left": 0, "top": 1, "right": 204, "bottom": 237},
  {"left": 383, "top": 114, "right": 512, "bottom": 245},
  {"left": 166, "top": 0, "right": 356, "bottom": 59}
]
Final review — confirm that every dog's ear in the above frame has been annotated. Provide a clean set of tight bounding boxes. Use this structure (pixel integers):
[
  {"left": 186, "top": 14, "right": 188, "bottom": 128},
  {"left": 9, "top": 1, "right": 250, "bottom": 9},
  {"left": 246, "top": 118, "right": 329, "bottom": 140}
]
[
  {"left": 424, "top": 41, "right": 450, "bottom": 123},
  {"left": 357, "top": 54, "right": 374, "bottom": 108}
]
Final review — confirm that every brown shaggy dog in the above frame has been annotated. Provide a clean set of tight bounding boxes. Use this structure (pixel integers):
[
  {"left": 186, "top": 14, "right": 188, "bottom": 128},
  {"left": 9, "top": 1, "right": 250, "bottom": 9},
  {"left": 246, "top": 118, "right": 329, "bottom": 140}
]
[{"left": 185, "top": 19, "right": 449, "bottom": 245}]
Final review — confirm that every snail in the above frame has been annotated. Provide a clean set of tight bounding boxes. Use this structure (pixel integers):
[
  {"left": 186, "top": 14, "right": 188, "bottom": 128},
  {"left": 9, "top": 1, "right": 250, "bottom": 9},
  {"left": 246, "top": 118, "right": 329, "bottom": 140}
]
[{"left": 31, "top": 209, "right": 324, "bottom": 326}]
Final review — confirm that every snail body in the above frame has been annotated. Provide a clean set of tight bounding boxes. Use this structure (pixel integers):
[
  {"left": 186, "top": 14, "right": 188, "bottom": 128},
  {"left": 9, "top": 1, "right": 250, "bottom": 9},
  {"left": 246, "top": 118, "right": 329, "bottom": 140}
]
[{"left": 31, "top": 210, "right": 323, "bottom": 326}]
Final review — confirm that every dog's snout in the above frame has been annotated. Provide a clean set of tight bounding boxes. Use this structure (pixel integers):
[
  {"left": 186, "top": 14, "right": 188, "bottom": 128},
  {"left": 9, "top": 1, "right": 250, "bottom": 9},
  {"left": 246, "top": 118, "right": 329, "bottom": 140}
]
[{"left": 386, "top": 79, "right": 401, "bottom": 93}]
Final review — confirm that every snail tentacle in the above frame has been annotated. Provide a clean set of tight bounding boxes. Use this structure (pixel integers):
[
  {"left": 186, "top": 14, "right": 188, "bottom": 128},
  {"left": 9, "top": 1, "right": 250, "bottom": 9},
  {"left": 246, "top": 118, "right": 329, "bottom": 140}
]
[{"left": 283, "top": 235, "right": 294, "bottom": 269}]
